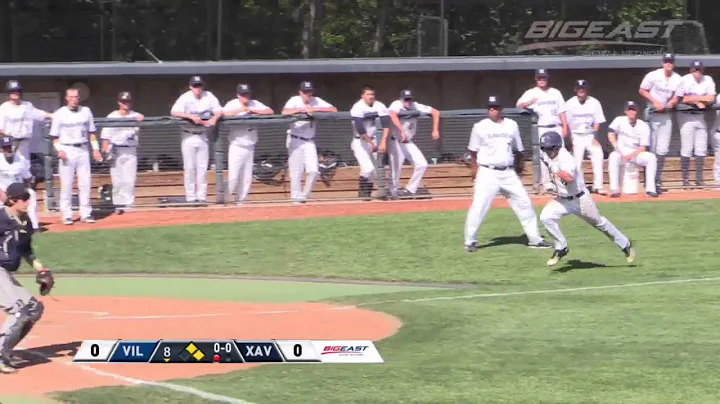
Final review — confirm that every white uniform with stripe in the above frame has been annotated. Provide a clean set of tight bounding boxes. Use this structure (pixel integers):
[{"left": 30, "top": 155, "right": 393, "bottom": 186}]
[
  {"left": 49, "top": 106, "right": 96, "bottom": 220},
  {"left": 607, "top": 116, "right": 657, "bottom": 194},
  {"left": 0, "top": 101, "right": 48, "bottom": 161},
  {"left": 639, "top": 68, "right": 682, "bottom": 156},
  {"left": 463, "top": 117, "right": 544, "bottom": 246},
  {"left": 0, "top": 153, "right": 38, "bottom": 229},
  {"left": 675, "top": 73, "right": 716, "bottom": 158},
  {"left": 539, "top": 147, "right": 630, "bottom": 251},
  {"left": 387, "top": 100, "right": 431, "bottom": 195},
  {"left": 171, "top": 91, "right": 222, "bottom": 202},
  {"left": 284, "top": 95, "right": 334, "bottom": 201},
  {"left": 100, "top": 110, "right": 141, "bottom": 207},
  {"left": 516, "top": 87, "right": 565, "bottom": 191},
  {"left": 710, "top": 95, "right": 720, "bottom": 184},
  {"left": 223, "top": 99, "right": 270, "bottom": 202},
  {"left": 350, "top": 99, "right": 388, "bottom": 184},
  {"left": 561, "top": 95, "right": 606, "bottom": 191}
]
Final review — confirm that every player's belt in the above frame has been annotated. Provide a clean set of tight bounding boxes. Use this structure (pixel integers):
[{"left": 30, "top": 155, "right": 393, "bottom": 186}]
[
  {"left": 291, "top": 135, "right": 313, "bottom": 141},
  {"left": 112, "top": 145, "right": 136, "bottom": 148},
  {"left": 480, "top": 164, "right": 509, "bottom": 171},
  {"left": 62, "top": 143, "right": 87, "bottom": 147},
  {"left": 681, "top": 110, "right": 704, "bottom": 115},
  {"left": 181, "top": 129, "right": 207, "bottom": 135},
  {"left": 559, "top": 190, "right": 585, "bottom": 200},
  {"left": 538, "top": 124, "right": 559, "bottom": 128}
]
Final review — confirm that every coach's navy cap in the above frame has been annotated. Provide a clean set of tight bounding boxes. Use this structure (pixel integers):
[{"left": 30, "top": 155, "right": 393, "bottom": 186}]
[
  {"left": 5, "top": 81, "right": 20, "bottom": 92},
  {"left": 487, "top": 96, "right": 502, "bottom": 107},
  {"left": 6, "top": 183, "right": 30, "bottom": 201},
  {"left": 624, "top": 101, "right": 638, "bottom": 110},
  {"left": 189, "top": 76, "right": 204, "bottom": 86},
  {"left": 236, "top": 84, "right": 251, "bottom": 94},
  {"left": 690, "top": 60, "right": 704, "bottom": 70},
  {"left": 575, "top": 79, "right": 588, "bottom": 89},
  {"left": 299, "top": 81, "right": 314, "bottom": 92},
  {"left": 535, "top": 69, "right": 549, "bottom": 78},
  {"left": 0, "top": 136, "right": 11, "bottom": 148},
  {"left": 663, "top": 53, "right": 675, "bottom": 63},
  {"left": 400, "top": 89, "right": 413, "bottom": 100},
  {"left": 117, "top": 91, "right": 132, "bottom": 101}
]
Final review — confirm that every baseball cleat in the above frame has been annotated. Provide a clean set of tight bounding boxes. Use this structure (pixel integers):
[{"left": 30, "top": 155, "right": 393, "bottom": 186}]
[
  {"left": 0, "top": 360, "right": 17, "bottom": 374},
  {"left": 696, "top": 181, "right": 706, "bottom": 187},
  {"left": 622, "top": 240, "right": 635, "bottom": 263},
  {"left": 646, "top": 191, "right": 658, "bottom": 198},
  {"left": 62, "top": 218, "right": 73, "bottom": 225},
  {"left": 464, "top": 243, "right": 478, "bottom": 253},
  {"left": 528, "top": 240, "right": 552, "bottom": 249},
  {"left": 610, "top": 193, "right": 620, "bottom": 198},
  {"left": 546, "top": 247, "right": 569, "bottom": 267},
  {"left": 81, "top": 217, "right": 96, "bottom": 224}
]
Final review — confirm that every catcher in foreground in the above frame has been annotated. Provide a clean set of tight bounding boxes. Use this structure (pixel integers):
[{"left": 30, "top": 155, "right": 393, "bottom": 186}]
[
  {"left": 463, "top": 96, "right": 552, "bottom": 252},
  {"left": 0, "top": 182, "right": 53, "bottom": 374}
]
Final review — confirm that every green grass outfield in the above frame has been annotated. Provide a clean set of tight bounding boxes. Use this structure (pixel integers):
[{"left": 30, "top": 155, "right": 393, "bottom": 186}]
[{"left": 20, "top": 200, "right": 720, "bottom": 403}]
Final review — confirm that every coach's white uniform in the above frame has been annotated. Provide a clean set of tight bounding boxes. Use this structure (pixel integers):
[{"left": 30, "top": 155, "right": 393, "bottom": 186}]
[
  {"left": 539, "top": 147, "right": 630, "bottom": 251},
  {"left": 171, "top": 90, "right": 222, "bottom": 202},
  {"left": 711, "top": 95, "right": 720, "bottom": 185},
  {"left": 284, "top": 95, "right": 334, "bottom": 201},
  {"left": 562, "top": 95, "right": 606, "bottom": 191},
  {"left": 100, "top": 110, "right": 141, "bottom": 207},
  {"left": 223, "top": 99, "right": 270, "bottom": 202},
  {"left": 350, "top": 99, "right": 388, "bottom": 187},
  {"left": 516, "top": 87, "right": 565, "bottom": 191},
  {"left": 676, "top": 73, "right": 716, "bottom": 158},
  {"left": 463, "top": 117, "right": 544, "bottom": 247},
  {"left": 49, "top": 106, "right": 96, "bottom": 221},
  {"left": 0, "top": 153, "right": 38, "bottom": 229},
  {"left": 639, "top": 68, "right": 682, "bottom": 157},
  {"left": 607, "top": 116, "right": 657, "bottom": 194},
  {"left": 387, "top": 100, "right": 431, "bottom": 196},
  {"left": 0, "top": 101, "right": 48, "bottom": 161}
]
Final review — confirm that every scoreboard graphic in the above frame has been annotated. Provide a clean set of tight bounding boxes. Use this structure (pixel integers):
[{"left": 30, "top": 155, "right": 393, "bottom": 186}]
[{"left": 73, "top": 340, "right": 384, "bottom": 364}]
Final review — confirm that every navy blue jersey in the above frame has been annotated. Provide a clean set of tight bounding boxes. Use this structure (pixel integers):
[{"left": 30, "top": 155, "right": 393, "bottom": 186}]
[{"left": 0, "top": 207, "right": 34, "bottom": 271}]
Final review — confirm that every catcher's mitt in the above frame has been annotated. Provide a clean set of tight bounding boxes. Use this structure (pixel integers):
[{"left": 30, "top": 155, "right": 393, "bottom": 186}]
[
  {"left": 36, "top": 269, "right": 55, "bottom": 296},
  {"left": 513, "top": 151, "right": 525, "bottom": 175}
]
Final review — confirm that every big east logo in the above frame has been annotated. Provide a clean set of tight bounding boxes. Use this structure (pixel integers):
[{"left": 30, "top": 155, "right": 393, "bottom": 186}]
[{"left": 321, "top": 345, "right": 369, "bottom": 355}]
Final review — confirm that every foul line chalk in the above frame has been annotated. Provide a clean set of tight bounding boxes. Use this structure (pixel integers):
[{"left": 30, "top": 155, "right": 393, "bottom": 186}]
[
  {"left": 96, "top": 313, "right": 229, "bottom": 320},
  {"left": 18, "top": 348, "right": 256, "bottom": 404}
]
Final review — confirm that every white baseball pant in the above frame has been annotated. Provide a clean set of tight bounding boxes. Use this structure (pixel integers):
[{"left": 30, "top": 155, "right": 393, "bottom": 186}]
[
  {"left": 181, "top": 132, "right": 210, "bottom": 202},
  {"left": 227, "top": 144, "right": 254, "bottom": 202},
  {"left": 464, "top": 166, "right": 544, "bottom": 246},
  {"left": 287, "top": 136, "right": 318, "bottom": 200},
  {"left": 389, "top": 139, "right": 428, "bottom": 194},
  {"left": 571, "top": 134, "right": 604, "bottom": 190},
  {"left": 27, "top": 188, "right": 38, "bottom": 230},
  {"left": 648, "top": 112, "right": 673, "bottom": 156},
  {"left": 351, "top": 137, "right": 376, "bottom": 182},
  {"left": 607, "top": 151, "right": 657, "bottom": 194},
  {"left": 713, "top": 129, "right": 720, "bottom": 185},
  {"left": 677, "top": 113, "right": 708, "bottom": 157},
  {"left": 540, "top": 190, "right": 630, "bottom": 251},
  {"left": 538, "top": 126, "right": 561, "bottom": 191},
  {"left": 110, "top": 146, "right": 137, "bottom": 207},
  {"left": 58, "top": 144, "right": 92, "bottom": 220}
]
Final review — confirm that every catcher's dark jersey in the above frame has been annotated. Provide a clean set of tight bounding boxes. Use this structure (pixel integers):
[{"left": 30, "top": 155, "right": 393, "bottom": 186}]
[{"left": 0, "top": 207, "right": 34, "bottom": 272}]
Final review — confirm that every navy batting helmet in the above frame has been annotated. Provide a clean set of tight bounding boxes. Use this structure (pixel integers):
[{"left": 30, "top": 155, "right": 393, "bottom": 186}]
[{"left": 539, "top": 131, "right": 563, "bottom": 149}]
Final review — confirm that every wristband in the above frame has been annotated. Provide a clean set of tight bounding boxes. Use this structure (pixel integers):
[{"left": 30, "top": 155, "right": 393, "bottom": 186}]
[
  {"left": 33, "top": 259, "right": 44, "bottom": 271},
  {"left": 91, "top": 140, "right": 100, "bottom": 150}
]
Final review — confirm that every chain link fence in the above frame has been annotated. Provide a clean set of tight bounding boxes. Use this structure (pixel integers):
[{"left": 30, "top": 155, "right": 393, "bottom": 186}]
[{"left": 40, "top": 109, "right": 536, "bottom": 210}]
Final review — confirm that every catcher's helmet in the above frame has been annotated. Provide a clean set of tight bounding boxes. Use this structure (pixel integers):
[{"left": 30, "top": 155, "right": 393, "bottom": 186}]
[
  {"left": 539, "top": 131, "right": 562, "bottom": 150},
  {"left": 318, "top": 150, "right": 339, "bottom": 173},
  {"left": 253, "top": 154, "right": 287, "bottom": 182}
]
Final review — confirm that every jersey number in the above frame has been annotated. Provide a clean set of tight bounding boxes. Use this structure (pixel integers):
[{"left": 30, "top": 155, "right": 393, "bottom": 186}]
[{"left": 406, "top": 122, "right": 415, "bottom": 131}]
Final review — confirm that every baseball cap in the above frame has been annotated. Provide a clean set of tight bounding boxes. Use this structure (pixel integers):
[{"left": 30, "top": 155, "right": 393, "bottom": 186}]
[
  {"left": 5, "top": 80, "right": 21, "bottom": 92},
  {"left": 575, "top": 79, "right": 588, "bottom": 89},
  {"left": 299, "top": 81, "right": 314, "bottom": 92},
  {"left": 189, "top": 76, "right": 204, "bottom": 86},
  {"left": 535, "top": 69, "right": 549, "bottom": 78},
  {"left": 6, "top": 183, "right": 29, "bottom": 201},
  {"left": 487, "top": 96, "right": 502, "bottom": 108},
  {"left": 662, "top": 53, "right": 675, "bottom": 63},
  {"left": 400, "top": 89, "right": 413, "bottom": 100},
  {"left": 690, "top": 60, "right": 704, "bottom": 70},
  {"left": 0, "top": 136, "right": 11, "bottom": 148},
  {"left": 624, "top": 101, "right": 638, "bottom": 110},
  {"left": 117, "top": 91, "right": 132, "bottom": 102},
  {"left": 236, "top": 84, "right": 251, "bottom": 94}
]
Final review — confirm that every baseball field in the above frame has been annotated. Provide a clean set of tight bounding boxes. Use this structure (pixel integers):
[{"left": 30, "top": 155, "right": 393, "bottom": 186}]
[{"left": 2, "top": 191, "right": 720, "bottom": 403}]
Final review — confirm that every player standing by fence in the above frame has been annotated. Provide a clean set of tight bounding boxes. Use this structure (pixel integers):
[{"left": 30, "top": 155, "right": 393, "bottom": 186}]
[
  {"left": 50, "top": 89, "right": 102, "bottom": 225},
  {"left": 222, "top": 84, "right": 274, "bottom": 204},
  {"left": 282, "top": 81, "right": 337, "bottom": 203},
  {"left": 170, "top": 76, "right": 223, "bottom": 203},
  {"left": 100, "top": 92, "right": 144, "bottom": 213},
  {"left": 350, "top": 86, "right": 389, "bottom": 200},
  {"left": 639, "top": 53, "right": 682, "bottom": 192},
  {"left": 0, "top": 137, "right": 39, "bottom": 231},
  {"left": 0, "top": 81, "right": 51, "bottom": 162}
]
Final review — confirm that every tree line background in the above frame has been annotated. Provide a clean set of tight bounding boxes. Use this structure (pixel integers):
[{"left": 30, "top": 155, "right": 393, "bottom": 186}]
[{"left": 0, "top": 0, "right": 718, "bottom": 62}]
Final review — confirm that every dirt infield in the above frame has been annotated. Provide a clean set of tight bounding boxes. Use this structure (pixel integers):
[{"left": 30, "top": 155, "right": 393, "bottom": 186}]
[{"left": 6, "top": 190, "right": 718, "bottom": 400}]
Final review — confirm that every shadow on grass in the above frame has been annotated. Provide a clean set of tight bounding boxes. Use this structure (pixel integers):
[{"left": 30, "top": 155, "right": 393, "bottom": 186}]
[
  {"left": 13, "top": 341, "right": 81, "bottom": 369},
  {"left": 479, "top": 235, "right": 529, "bottom": 248},
  {"left": 552, "top": 259, "right": 637, "bottom": 273}
]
